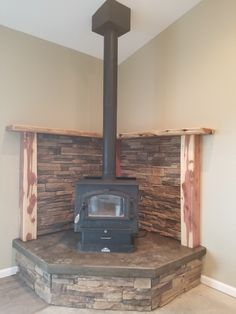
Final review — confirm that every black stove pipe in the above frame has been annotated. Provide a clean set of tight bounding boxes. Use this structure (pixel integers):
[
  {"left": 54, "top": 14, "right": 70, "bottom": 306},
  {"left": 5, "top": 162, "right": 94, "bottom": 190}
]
[
  {"left": 103, "top": 29, "right": 118, "bottom": 179},
  {"left": 92, "top": 0, "right": 131, "bottom": 180}
]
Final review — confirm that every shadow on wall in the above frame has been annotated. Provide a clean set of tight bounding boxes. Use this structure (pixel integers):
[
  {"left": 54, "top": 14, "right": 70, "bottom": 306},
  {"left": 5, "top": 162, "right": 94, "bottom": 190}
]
[
  {"left": 202, "top": 250, "right": 219, "bottom": 279},
  {"left": 201, "top": 134, "right": 215, "bottom": 172},
  {"left": 0, "top": 130, "right": 20, "bottom": 155}
]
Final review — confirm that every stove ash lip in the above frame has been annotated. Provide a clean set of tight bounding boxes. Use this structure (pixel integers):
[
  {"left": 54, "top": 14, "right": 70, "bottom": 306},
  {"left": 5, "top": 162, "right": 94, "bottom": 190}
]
[
  {"left": 77, "top": 176, "right": 139, "bottom": 186},
  {"left": 83, "top": 176, "right": 137, "bottom": 180}
]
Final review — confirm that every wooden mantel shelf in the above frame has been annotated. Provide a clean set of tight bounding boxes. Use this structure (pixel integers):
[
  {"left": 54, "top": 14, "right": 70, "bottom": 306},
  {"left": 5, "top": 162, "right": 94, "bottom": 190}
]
[
  {"left": 6, "top": 124, "right": 214, "bottom": 138},
  {"left": 6, "top": 124, "right": 102, "bottom": 138},
  {"left": 119, "top": 127, "right": 214, "bottom": 139}
]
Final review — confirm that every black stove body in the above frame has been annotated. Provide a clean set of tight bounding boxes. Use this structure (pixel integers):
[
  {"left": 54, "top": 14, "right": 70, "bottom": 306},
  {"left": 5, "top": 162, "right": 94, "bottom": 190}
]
[
  {"left": 74, "top": 0, "right": 139, "bottom": 252},
  {"left": 74, "top": 178, "right": 138, "bottom": 252}
]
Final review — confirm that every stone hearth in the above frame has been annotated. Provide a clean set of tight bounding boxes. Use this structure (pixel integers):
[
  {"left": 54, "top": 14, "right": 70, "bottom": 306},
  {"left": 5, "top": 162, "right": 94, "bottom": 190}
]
[{"left": 13, "top": 231, "right": 206, "bottom": 311}]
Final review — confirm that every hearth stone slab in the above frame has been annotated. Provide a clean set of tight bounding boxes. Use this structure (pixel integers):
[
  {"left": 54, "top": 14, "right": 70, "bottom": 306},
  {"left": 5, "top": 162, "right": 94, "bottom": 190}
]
[{"left": 13, "top": 231, "right": 206, "bottom": 311}]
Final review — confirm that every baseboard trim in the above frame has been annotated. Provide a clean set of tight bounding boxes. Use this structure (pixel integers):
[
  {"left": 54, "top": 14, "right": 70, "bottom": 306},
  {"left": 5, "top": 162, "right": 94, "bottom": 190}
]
[
  {"left": 0, "top": 266, "right": 19, "bottom": 279},
  {"left": 201, "top": 275, "right": 236, "bottom": 298}
]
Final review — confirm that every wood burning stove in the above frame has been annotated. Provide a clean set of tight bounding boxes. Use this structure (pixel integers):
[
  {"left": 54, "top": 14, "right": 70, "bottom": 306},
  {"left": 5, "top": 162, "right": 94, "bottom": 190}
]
[
  {"left": 74, "top": 178, "right": 138, "bottom": 252},
  {"left": 74, "top": 0, "right": 139, "bottom": 252}
]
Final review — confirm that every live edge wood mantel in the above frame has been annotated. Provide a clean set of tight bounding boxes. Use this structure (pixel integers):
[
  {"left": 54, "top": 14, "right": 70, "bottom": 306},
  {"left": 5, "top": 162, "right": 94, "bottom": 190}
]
[{"left": 6, "top": 124, "right": 214, "bottom": 248}]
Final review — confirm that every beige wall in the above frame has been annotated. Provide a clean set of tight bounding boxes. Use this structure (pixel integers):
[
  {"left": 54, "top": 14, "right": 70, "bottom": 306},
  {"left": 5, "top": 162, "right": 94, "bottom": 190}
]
[
  {"left": 1, "top": 0, "right": 235, "bottom": 289},
  {"left": 119, "top": 0, "right": 236, "bottom": 287},
  {"left": 0, "top": 25, "right": 103, "bottom": 270}
]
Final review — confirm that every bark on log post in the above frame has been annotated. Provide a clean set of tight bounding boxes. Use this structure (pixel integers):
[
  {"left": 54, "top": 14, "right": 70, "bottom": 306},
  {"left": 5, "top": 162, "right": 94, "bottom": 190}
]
[
  {"left": 181, "top": 135, "right": 201, "bottom": 248},
  {"left": 19, "top": 132, "right": 37, "bottom": 241}
]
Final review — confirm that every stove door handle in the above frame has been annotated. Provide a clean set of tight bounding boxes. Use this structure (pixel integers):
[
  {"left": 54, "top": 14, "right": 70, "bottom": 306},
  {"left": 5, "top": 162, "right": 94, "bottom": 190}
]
[
  {"left": 75, "top": 202, "right": 87, "bottom": 224},
  {"left": 74, "top": 213, "right": 80, "bottom": 224}
]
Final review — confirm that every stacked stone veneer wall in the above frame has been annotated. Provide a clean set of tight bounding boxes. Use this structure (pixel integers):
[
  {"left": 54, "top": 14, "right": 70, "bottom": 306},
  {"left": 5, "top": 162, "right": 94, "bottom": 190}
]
[
  {"left": 16, "top": 251, "right": 202, "bottom": 311},
  {"left": 121, "top": 137, "right": 181, "bottom": 239},
  {"left": 37, "top": 134, "right": 181, "bottom": 239},
  {"left": 37, "top": 134, "right": 102, "bottom": 235}
]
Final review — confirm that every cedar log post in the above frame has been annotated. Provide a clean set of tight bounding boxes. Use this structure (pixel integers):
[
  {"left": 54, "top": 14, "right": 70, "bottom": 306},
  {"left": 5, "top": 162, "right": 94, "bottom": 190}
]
[
  {"left": 19, "top": 132, "right": 37, "bottom": 241},
  {"left": 181, "top": 135, "right": 201, "bottom": 248}
]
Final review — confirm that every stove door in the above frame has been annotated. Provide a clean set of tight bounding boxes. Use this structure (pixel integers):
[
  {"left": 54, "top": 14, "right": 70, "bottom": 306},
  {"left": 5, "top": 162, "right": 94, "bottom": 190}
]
[{"left": 88, "top": 193, "right": 125, "bottom": 218}]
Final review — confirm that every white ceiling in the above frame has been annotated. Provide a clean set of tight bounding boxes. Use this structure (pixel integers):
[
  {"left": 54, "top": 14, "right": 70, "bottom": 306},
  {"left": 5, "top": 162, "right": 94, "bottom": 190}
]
[{"left": 0, "top": 0, "right": 202, "bottom": 63}]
